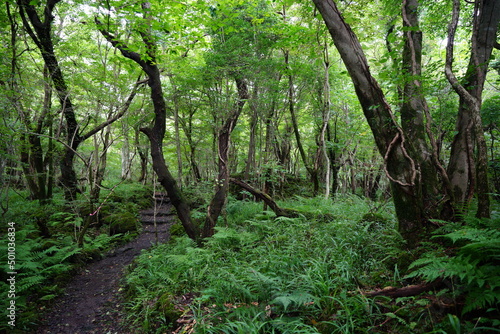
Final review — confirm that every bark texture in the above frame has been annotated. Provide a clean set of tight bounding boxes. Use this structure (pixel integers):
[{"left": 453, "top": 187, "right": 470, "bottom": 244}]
[
  {"left": 203, "top": 77, "right": 249, "bottom": 238},
  {"left": 97, "top": 8, "right": 200, "bottom": 241},
  {"left": 312, "top": 0, "right": 424, "bottom": 247},
  {"left": 312, "top": 0, "right": 500, "bottom": 248},
  {"left": 18, "top": 0, "right": 81, "bottom": 201},
  {"left": 445, "top": 0, "right": 500, "bottom": 218}
]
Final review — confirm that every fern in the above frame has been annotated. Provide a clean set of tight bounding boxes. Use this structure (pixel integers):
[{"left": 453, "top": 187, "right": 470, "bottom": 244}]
[
  {"left": 271, "top": 291, "right": 317, "bottom": 312},
  {"left": 17, "top": 275, "right": 46, "bottom": 293},
  {"left": 408, "top": 225, "right": 500, "bottom": 314}
]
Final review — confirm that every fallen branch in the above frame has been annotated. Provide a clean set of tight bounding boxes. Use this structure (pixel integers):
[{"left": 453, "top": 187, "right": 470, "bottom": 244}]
[
  {"left": 229, "top": 178, "right": 300, "bottom": 218},
  {"left": 363, "top": 279, "right": 443, "bottom": 298}
]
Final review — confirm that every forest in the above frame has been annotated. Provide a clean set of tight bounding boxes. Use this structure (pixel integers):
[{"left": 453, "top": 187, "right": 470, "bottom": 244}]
[{"left": 1, "top": 0, "right": 499, "bottom": 332}]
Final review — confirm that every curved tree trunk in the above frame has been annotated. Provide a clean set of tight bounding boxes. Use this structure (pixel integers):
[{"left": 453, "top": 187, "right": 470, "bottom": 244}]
[
  {"left": 312, "top": 0, "right": 499, "bottom": 248},
  {"left": 18, "top": 0, "right": 82, "bottom": 201},
  {"left": 203, "top": 77, "right": 249, "bottom": 238},
  {"left": 229, "top": 178, "right": 299, "bottom": 218},
  {"left": 312, "top": 0, "right": 433, "bottom": 248},
  {"left": 97, "top": 4, "right": 200, "bottom": 241},
  {"left": 445, "top": 0, "right": 500, "bottom": 218}
]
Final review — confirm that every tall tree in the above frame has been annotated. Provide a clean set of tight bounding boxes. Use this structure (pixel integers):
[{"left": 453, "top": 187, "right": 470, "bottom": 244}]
[
  {"left": 312, "top": 0, "right": 500, "bottom": 248},
  {"left": 17, "top": 0, "right": 81, "bottom": 201},
  {"left": 96, "top": 1, "right": 200, "bottom": 241},
  {"left": 203, "top": 77, "right": 249, "bottom": 238},
  {"left": 445, "top": 0, "right": 499, "bottom": 218},
  {"left": 17, "top": 0, "right": 137, "bottom": 202},
  {"left": 202, "top": 0, "right": 277, "bottom": 237}
]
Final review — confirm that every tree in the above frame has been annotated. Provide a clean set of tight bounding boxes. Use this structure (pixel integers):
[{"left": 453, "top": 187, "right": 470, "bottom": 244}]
[
  {"left": 16, "top": 0, "right": 82, "bottom": 201},
  {"left": 202, "top": 0, "right": 279, "bottom": 237},
  {"left": 444, "top": 0, "right": 500, "bottom": 218},
  {"left": 312, "top": 0, "right": 500, "bottom": 248},
  {"left": 17, "top": 0, "right": 138, "bottom": 202},
  {"left": 96, "top": 1, "right": 200, "bottom": 241}
]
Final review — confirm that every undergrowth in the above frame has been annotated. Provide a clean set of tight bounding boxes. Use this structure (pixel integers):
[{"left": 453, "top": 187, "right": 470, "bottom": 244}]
[
  {"left": 0, "top": 182, "right": 152, "bottom": 333},
  {"left": 124, "top": 196, "right": 500, "bottom": 333},
  {"left": 407, "top": 213, "right": 500, "bottom": 332},
  {"left": 124, "top": 195, "right": 415, "bottom": 333}
]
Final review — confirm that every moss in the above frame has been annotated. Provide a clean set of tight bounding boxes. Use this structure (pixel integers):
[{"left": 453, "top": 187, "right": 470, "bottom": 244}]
[{"left": 106, "top": 212, "right": 139, "bottom": 235}]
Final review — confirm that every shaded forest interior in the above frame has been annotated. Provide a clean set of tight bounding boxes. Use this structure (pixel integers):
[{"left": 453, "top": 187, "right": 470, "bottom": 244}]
[{"left": 1, "top": 0, "right": 500, "bottom": 333}]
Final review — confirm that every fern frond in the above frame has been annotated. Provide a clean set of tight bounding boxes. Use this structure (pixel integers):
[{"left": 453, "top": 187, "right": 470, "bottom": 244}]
[
  {"left": 271, "top": 291, "right": 316, "bottom": 311},
  {"left": 17, "top": 275, "right": 45, "bottom": 292}
]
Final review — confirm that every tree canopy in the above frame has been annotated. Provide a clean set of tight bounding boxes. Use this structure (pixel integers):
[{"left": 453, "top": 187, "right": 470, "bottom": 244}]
[{"left": 1, "top": 0, "right": 499, "bottom": 330}]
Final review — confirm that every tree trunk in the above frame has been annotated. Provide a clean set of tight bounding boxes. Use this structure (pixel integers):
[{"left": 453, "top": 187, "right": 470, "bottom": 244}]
[
  {"left": 180, "top": 108, "right": 202, "bottom": 182},
  {"left": 263, "top": 94, "right": 278, "bottom": 208},
  {"left": 97, "top": 7, "right": 200, "bottom": 241},
  {"left": 312, "top": 0, "right": 499, "bottom": 248},
  {"left": 136, "top": 128, "right": 149, "bottom": 183},
  {"left": 327, "top": 120, "right": 341, "bottom": 198},
  {"left": 400, "top": 0, "right": 445, "bottom": 218},
  {"left": 320, "top": 36, "right": 332, "bottom": 198},
  {"left": 445, "top": 0, "right": 500, "bottom": 218},
  {"left": 312, "top": 0, "right": 429, "bottom": 248},
  {"left": 20, "top": 1, "right": 144, "bottom": 201},
  {"left": 78, "top": 126, "right": 111, "bottom": 246},
  {"left": 203, "top": 77, "right": 249, "bottom": 238},
  {"left": 169, "top": 76, "right": 184, "bottom": 188},
  {"left": 245, "top": 84, "right": 259, "bottom": 180},
  {"left": 284, "top": 50, "right": 318, "bottom": 195},
  {"left": 18, "top": 0, "right": 82, "bottom": 201},
  {"left": 121, "top": 120, "right": 131, "bottom": 180},
  {"left": 141, "top": 71, "right": 199, "bottom": 241}
]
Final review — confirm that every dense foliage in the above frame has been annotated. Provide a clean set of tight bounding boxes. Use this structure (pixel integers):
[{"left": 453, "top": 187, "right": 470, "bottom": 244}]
[
  {"left": 123, "top": 196, "right": 500, "bottom": 333},
  {"left": 0, "top": 182, "right": 151, "bottom": 332},
  {"left": 1, "top": 0, "right": 499, "bottom": 332}
]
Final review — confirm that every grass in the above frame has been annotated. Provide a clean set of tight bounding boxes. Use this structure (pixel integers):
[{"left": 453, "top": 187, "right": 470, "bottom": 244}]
[{"left": 123, "top": 195, "right": 416, "bottom": 333}]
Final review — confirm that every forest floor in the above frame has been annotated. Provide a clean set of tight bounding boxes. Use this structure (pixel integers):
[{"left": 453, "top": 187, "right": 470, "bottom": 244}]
[{"left": 35, "top": 194, "right": 174, "bottom": 334}]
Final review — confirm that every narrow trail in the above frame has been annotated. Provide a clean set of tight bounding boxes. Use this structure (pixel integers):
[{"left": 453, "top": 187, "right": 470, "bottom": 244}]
[{"left": 36, "top": 193, "right": 175, "bottom": 334}]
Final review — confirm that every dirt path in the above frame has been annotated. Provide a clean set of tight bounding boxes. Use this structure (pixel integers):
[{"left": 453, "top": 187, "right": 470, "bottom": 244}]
[{"left": 36, "top": 194, "right": 174, "bottom": 334}]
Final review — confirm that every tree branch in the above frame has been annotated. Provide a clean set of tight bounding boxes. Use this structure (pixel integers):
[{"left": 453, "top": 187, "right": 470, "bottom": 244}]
[
  {"left": 363, "top": 279, "right": 443, "bottom": 298},
  {"left": 444, "top": 0, "right": 479, "bottom": 108},
  {"left": 140, "top": 1, "right": 157, "bottom": 61},
  {"left": 95, "top": 17, "right": 148, "bottom": 69},
  {"left": 26, "top": 131, "right": 89, "bottom": 168},
  {"left": 229, "top": 178, "right": 299, "bottom": 218},
  {"left": 17, "top": 0, "right": 43, "bottom": 50},
  {"left": 81, "top": 77, "right": 145, "bottom": 141}
]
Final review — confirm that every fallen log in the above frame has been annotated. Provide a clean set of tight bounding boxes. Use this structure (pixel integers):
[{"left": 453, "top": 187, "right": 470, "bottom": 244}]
[
  {"left": 363, "top": 279, "right": 443, "bottom": 298},
  {"left": 229, "top": 178, "right": 300, "bottom": 218}
]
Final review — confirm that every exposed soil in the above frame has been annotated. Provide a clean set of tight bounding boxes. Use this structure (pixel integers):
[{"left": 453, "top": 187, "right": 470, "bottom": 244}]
[{"left": 35, "top": 194, "right": 175, "bottom": 334}]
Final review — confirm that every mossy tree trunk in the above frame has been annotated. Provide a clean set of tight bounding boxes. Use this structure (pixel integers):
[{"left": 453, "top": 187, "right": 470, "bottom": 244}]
[{"left": 445, "top": 0, "right": 499, "bottom": 218}]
